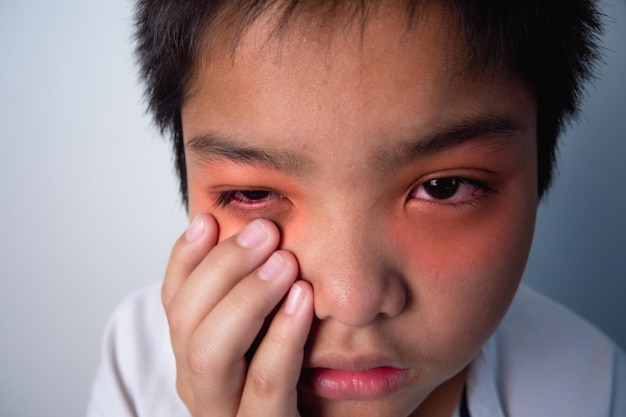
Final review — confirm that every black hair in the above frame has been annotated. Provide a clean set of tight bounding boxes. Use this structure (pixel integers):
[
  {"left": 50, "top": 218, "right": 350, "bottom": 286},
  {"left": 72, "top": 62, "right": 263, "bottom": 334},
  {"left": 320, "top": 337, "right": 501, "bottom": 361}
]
[{"left": 134, "top": 0, "right": 603, "bottom": 208}]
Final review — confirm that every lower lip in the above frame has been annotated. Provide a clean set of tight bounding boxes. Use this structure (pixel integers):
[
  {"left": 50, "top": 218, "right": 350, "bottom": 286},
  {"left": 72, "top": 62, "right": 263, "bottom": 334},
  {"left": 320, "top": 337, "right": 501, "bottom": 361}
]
[{"left": 301, "top": 366, "right": 413, "bottom": 400}]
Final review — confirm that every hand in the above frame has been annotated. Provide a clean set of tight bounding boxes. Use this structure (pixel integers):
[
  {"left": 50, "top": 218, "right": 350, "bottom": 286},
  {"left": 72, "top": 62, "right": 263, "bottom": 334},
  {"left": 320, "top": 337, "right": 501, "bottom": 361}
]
[{"left": 162, "top": 214, "right": 314, "bottom": 417}]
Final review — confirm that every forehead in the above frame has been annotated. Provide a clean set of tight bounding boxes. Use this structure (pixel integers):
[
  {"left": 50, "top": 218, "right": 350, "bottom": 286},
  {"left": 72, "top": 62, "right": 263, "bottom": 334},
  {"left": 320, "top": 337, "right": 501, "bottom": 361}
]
[{"left": 182, "top": 2, "right": 532, "bottom": 161}]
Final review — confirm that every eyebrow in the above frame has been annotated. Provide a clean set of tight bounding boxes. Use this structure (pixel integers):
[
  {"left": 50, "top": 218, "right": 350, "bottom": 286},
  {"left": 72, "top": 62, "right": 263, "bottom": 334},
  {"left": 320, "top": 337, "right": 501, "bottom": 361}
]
[
  {"left": 186, "top": 113, "right": 526, "bottom": 175},
  {"left": 383, "top": 114, "right": 526, "bottom": 164},
  {"left": 377, "top": 114, "right": 526, "bottom": 171},
  {"left": 186, "top": 133, "right": 313, "bottom": 175}
]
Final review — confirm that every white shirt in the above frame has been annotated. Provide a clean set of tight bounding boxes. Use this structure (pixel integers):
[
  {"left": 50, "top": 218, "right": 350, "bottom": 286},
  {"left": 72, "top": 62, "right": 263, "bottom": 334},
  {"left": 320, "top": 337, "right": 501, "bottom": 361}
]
[{"left": 87, "top": 283, "right": 626, "bottom": 416}]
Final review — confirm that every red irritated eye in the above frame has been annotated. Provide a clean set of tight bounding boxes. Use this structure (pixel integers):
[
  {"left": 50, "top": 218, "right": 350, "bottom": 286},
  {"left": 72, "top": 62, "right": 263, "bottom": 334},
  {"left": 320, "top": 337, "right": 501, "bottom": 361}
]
[
  {"left": 411, "top": 177, "right": 489, "bottom": 202},
  {"left": 216, "top": 190, "right": 285, "bottom": 208}
]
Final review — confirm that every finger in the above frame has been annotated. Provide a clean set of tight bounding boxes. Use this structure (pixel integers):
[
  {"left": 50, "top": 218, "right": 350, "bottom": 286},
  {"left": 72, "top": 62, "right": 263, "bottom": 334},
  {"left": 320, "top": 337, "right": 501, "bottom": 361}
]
[
  {"left": 185, "top": 250, "right": 301, "bottom": 414},
  {"left": 163, "top": 216, "right": 279, "bottom": 411},
  {"left": 239, "top": 280, "right": 314, "bottom": 417},
  {"left": 166, "top": 218, "right": 281, "bottom": 342},
  {"left": 162, "top": 213, "right": 219, "bottom": 308}
]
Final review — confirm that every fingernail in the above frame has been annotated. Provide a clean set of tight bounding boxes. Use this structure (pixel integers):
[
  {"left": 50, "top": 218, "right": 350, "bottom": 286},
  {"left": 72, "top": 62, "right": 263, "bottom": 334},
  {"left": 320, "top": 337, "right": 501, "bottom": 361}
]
[
  {"left": 284, "top": 284, "right": 305, "bottom": 315},
  {"left": 257, "top": 252, "right": 286, "bottom": 281},
  {"left": 236, "top": 219, "right": 268, "bottom": 248},
  {"left": 185, "top": 215, "right": 205, "bottom": 242}
]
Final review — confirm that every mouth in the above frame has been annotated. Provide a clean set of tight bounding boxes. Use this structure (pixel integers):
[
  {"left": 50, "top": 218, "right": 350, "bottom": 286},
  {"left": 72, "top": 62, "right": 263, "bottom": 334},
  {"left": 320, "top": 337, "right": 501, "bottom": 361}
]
[{"left": 300, "top": 366, "right": 415, "bottom": 401}]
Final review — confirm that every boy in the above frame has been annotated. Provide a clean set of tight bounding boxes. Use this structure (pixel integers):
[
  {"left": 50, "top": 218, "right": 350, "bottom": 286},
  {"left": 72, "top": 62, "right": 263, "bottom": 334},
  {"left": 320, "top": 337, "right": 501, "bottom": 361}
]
[{"left": 88, "top": 0, "right": 626, "bottom": 416}]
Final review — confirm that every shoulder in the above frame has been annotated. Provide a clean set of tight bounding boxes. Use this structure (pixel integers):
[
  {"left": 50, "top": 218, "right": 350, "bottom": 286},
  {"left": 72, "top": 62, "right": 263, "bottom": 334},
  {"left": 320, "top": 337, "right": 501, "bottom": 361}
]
[
  {"left": 87, "top": 282, "right": 189, "bottom": 417},
  {"left": 105, "top": 282, "right": 169, "bottom": 349},
  {"left": 471, "top": 284, "right": 626, "bottom": 416},
  {"left": 104, "top": 282, "right": 172, "bottom": 371},
  {"left": 497, "top": 284, "right": 616, "bottom": 360}
]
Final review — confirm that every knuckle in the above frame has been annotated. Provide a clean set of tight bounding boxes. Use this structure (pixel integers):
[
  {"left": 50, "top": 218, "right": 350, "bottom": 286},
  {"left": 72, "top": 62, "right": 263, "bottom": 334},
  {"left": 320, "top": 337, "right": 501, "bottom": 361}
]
[
  {"left": 164, "top": 302, "right": 187, "bottom": 334},
  {"left": 246, "top": 366, "right": 278, "bottom": 398},
  {"left": 264, "top": 329, "right": 291, "bottom": 351},
  {"left": 186, "top": 336, "right": 219, "bottom": 379},
  {"left": 175, "top": 369, "right": 203, "bottom": 415},
  {"left": 223, "top": 290, "right": 256, "bottom": 316}
]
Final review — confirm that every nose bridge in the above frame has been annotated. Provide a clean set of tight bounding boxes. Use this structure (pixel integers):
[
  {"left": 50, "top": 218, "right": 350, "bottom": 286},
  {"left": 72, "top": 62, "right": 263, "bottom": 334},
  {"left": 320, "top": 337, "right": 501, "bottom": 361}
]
[{"left": 298, "top": 201, "right": 407, "bottom": 326}]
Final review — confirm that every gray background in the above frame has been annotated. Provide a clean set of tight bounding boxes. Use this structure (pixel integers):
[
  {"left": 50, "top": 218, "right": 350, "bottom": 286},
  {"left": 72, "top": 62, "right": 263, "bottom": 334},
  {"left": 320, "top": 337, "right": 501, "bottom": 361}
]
[{"left": 0, "top": 0, "right": 624, "bottom": 416}]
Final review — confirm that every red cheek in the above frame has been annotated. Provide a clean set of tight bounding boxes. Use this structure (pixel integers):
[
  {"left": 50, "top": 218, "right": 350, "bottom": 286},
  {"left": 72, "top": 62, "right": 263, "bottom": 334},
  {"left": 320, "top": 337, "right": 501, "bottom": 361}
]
[
  {"left": 187, "top": 181, "right": 243, "bottom": 241},
  {"left": 386, "top": 204, "right": 527, "bottom": 286}
]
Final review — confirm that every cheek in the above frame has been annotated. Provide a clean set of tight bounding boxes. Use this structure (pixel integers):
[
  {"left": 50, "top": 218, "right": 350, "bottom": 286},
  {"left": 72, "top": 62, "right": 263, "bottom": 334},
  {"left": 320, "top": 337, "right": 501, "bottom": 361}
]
[{"left": 391, "top": 192, "right": 537, "bottom": 366}]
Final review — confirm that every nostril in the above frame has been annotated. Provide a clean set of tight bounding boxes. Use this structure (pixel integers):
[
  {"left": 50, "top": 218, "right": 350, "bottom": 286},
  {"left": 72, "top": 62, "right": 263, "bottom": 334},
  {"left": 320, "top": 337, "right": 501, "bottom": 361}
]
[
  {"left": 386, "top": 280, "right": 410, "bottom": 318},
  {"left": 308, "top": 270, "right": 409, "bottom": 326}
]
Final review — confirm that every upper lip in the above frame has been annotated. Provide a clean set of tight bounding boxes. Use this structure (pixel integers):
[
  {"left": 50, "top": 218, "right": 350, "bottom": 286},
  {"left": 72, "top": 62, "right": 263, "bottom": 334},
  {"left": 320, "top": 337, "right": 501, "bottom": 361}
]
[{"left": 302, "top": 352, "right": 405, "bottom": 371}]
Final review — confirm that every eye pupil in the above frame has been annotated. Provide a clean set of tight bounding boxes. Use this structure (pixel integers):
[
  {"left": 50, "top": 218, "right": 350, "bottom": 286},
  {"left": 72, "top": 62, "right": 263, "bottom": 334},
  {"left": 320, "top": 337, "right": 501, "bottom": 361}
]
[
  {"left": 240, "top": 190, "right": 271, "bottom": 201},
  {"left": 423, "top": 178, "right": 460, "bottom": 199}
]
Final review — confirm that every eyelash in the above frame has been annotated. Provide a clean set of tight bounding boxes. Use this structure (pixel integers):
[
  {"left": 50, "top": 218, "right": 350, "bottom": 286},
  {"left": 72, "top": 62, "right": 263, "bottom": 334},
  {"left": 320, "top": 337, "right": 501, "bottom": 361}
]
[
  {"left": 214, "top": 176, "right": 494, "bottom": 212},
  {"left": 215, "top": 190, "right": 284, "bottom": 208}
]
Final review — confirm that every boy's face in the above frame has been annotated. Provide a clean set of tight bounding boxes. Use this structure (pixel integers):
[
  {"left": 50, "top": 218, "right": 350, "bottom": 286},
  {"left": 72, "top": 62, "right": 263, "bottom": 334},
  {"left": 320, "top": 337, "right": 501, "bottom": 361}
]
[{"left": 182, "top": 4, "right": 537, "bottom": 416}]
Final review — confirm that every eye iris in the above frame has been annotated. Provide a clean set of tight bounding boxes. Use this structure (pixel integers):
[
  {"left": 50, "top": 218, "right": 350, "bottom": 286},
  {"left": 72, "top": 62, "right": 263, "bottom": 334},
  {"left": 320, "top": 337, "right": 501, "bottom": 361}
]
[{"left": 423, "top": 178, "right": 459, "bottom": 199}]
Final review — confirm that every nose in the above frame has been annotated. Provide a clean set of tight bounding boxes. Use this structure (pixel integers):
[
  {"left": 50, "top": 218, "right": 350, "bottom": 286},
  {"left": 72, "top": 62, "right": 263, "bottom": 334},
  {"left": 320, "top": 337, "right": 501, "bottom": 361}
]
[{"left": 294, "top": 210, "right": 408, "bottom": 327}]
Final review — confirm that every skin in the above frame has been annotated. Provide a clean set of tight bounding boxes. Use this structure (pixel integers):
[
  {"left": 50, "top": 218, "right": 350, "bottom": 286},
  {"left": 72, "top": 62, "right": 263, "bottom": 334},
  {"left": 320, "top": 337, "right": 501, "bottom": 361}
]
[{"left": 163, "top": 4, "right": 538, "bottom": 417}]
